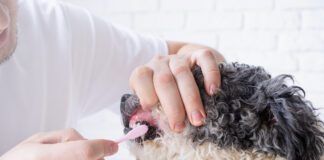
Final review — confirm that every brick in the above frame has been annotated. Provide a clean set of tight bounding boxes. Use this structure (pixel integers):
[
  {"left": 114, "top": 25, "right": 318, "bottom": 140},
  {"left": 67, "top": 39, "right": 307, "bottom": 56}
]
[
  {"left": 245, "top": 11, "right": 300, "bottom": 30},
  {"left": 219, "top": 31, "right": 277, "bottom": 51},
  {"left": 162, "top": 32, "right": 218, "bottom": 48},
  {"left": 278, "top": 31, "right": 324, "bottom": 52},
  {"left": 134, "top": 13, "right": 185, "bottom": 30},
  {"left": 161, "top": 0, "right": 214, "bottom": 11},
  {"left": 101, "top": 0, "right": 158, "bottom": 13},
  {"left": 131, "top": 0, "right": 159, "bottom": 12},
  {"left": 222, "top": 53, "right": 240, "bottom": 62},
  {"left": 293, "top": 72, "right": 324, "bottom": 93},
  {"left": 101, "top": 0, "right": 132, "bottom": 12},
  {"left": 297, "top": 52, "right": 324, "bottom": 72},
  {"left": 302, "top": 10, "right": 324, "bottom": 29},
  {"left": 218, "top": 0, "right": 273, "bottom": 10},
  {"left": 276, "top": 0, "right": 324, "bottom": 9},
  {"left": 186, "top": 12, "right": 242, "bottom": 31},
  {"left": 227, "top": 51, "right": 298, "bottom": 72},
  {"left": 306, "top": 94, "right": 324, "bottom": 112}
]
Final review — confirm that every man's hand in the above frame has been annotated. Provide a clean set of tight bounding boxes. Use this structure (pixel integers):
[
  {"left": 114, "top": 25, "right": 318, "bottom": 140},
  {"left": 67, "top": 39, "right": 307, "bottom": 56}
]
[
  {"left": 1, "top": 129, "right": 118, "bottom": 160},
  {"left": 130, "top": 42, "right": 225, "bottom": 132}
]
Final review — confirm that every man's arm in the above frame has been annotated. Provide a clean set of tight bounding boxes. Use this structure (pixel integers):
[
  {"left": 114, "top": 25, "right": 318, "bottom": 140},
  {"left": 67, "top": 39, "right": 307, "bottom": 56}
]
[
  {"left": 167, "top": 41, "right": 222, "bottom": 58},
  {"left": 1, "top": 129, "right": 118, "bottom": 160}
]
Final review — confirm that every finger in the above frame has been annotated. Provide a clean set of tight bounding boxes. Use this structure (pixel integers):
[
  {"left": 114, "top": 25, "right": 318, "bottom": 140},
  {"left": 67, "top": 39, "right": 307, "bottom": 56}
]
[
  {"left": 169, "top": 56, "right": 205, "bottom": 126},
  {"left": 130, "top": 65, "right": 158, "bottom": 110},
  {"left": 26, "top": 128, "right": 85, "bottom": 144},
  {"left": 81, "top": 140, "right": 118, "bottom": 158},
  {"left": 52, "top": 139, "right": 118, "bottom": 160},
  {"left": 152, "top": 56, "right": 186, "bottom": 132},
  {"left": 192, "top": 50, "right": 221, "bottom": 95}
]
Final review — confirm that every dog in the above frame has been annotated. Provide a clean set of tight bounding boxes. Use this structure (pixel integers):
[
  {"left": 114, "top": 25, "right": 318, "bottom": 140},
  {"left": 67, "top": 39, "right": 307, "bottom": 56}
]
[{"left": 120, "top": 62, "right": 324, "bottom": 160}]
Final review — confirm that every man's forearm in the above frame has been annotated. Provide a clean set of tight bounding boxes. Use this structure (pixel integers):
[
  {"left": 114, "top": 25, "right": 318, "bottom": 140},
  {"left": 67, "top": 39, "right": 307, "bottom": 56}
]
[{"left": 166, "top": 41, "right": 225, "bottom": 63}]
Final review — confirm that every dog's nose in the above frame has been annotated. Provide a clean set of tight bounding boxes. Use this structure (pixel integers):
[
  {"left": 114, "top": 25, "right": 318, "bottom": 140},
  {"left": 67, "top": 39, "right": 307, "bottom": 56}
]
[
  {"left": 120, "top": 94, "right": 142, "bottom": 128},
  {"left": 120, "top": 94, "right": 132, "bottom": 114}
]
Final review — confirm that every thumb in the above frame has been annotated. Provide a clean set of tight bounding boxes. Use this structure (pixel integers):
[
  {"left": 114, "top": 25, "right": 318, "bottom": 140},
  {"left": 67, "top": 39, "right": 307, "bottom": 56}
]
[
  {"left": 52, "top": 139, "right": 119, "bottom": 159},
  {"left": 86, "top": 139, "right": 119, "bottom": 157}
]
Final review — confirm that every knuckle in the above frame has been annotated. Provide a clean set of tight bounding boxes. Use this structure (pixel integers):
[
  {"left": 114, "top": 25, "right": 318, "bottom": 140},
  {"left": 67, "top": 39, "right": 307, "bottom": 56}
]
[
  {"left": 80, "top": 143, "right": 95, "bottom": 159},
  {"left": 205, "top": 68, "right": 221, "bottom": 81},
  {"left": 64, "top": 128, "right": 79, "bottom": 140},
  {"left": 171, "top": 65, "right": 189, "bottom": 77},
  {"left": 141, "top": 104, "right": 152, "bottom": 111},
  {"left": 185, "top": 94, "right": 201, "bottom": 107},
  {"left": 209, "top": 69, "right": 220, "bottom": 76},
  {"left": 134, "top": 66, "right": 153, "bottom": 78},
  {"left": 165, "top": 105, "right": 185, "bottom": 119},
  {"left": 155, "top": 72, "right": 174, "bottom": 84},
  {"left": 141, "top": 97, "right": 158, "bottom": 109},
  {"left": 199, "top": 50, "right": 214, "bottom": 59},
  {"left": 153, "top": 54, "right": 165, "bottom": 61},
  {"left": 65, "top": 128, "right": 78, "bottom": 134}
]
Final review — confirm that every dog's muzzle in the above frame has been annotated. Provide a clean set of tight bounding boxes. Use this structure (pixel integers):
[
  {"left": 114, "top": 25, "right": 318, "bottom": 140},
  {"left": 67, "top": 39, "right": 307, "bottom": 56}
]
[{"left": 120, "top": 94, "right": 161, "bottom": 143}]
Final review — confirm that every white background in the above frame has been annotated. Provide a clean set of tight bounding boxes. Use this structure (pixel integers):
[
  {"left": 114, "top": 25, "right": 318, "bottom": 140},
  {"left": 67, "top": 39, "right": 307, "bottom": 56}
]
[{"left": 60, "top": 0, "right": 324, "bottom": 159}]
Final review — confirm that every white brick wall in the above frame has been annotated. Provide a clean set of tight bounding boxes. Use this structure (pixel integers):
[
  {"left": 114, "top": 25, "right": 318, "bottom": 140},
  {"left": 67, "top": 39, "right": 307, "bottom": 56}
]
[{"left": 60, "top": 0, "right": 324, "bottom": 112}]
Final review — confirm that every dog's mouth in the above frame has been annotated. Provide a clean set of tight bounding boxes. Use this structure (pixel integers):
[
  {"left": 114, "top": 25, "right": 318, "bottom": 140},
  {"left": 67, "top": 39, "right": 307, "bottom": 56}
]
[{"left": 120, "top": 94, "right": 161, "bottom": 143}]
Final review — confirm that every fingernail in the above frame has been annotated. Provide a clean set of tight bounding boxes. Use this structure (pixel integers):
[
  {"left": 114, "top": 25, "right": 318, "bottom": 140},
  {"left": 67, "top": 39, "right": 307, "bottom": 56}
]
[
  {"left": 173, "top": 122, "right": 185, "bottom": 132},
  {"left": 209, "top": 84, "right": 218, "bottom": 95},
  {"left": 191, "top": 110, "right": 203, "bottom": 125}
]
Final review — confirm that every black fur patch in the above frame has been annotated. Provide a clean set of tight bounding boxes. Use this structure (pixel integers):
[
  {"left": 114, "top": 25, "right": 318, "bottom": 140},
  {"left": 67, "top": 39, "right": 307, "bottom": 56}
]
[
  {"left": 120, "top": 62, "right": 324, "bottom": 160},
  {"left": 190, "top": 63, "right": 324, "bottom": 160}
]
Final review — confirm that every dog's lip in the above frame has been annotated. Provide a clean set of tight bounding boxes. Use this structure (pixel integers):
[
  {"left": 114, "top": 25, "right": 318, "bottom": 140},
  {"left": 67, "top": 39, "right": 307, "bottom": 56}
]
[
  {"left": 120, "top": 94, "right": 162, "bottom": 142},
  {"left": 124, "top": 109, "right": 161, "bottom": 143},
  {"left": 129, "top": 109, "right": 158, "bottom": 128},
  {"left": 121, "top": 101, "right": 157, "bottom": 128}
]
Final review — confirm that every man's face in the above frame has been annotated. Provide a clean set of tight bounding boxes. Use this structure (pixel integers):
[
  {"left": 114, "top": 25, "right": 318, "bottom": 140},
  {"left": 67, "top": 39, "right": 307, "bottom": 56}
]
[{"left": 0, "top": 0, "right": 17, "bottom": 64}]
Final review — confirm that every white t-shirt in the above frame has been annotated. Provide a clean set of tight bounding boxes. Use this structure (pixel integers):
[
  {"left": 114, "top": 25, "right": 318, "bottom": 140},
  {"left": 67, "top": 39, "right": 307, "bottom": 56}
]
[{"left": 0, "top": 0, "right": 167, "bottom": 154}]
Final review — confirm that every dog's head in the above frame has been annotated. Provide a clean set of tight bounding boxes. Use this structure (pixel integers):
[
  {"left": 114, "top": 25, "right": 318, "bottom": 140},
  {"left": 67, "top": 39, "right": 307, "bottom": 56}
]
[{"left": 120, "top": 63, "right": 324, "bottom": 160}]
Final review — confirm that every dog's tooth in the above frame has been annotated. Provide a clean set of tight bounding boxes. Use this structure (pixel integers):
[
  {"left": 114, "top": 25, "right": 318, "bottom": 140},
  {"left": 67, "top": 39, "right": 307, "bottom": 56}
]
[{"left": 130, "top": 123, "right": 137, "bottom": 129}]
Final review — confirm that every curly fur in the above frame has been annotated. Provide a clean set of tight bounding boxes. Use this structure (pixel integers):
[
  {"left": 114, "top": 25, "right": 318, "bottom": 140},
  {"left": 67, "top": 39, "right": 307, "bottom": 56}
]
[{"left": 120, "top": 62, "right": 324, "bottom": 160}]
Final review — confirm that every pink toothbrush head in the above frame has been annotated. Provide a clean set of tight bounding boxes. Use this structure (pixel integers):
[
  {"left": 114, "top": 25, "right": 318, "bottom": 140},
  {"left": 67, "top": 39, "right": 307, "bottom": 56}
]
[{"left": 115, "top": 125, "right": 148, "bottom": 143}]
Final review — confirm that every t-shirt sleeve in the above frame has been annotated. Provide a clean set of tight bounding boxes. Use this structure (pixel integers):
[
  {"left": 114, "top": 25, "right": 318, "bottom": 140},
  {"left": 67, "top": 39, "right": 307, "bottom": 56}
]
[{"left": 60, "top": 2, "right": 168, "bottom": 118}]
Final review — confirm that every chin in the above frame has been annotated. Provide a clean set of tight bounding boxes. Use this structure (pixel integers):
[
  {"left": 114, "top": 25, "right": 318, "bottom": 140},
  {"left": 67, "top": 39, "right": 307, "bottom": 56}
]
[{"left": 120, "top": 63, "right": 324, "bottom": 160}]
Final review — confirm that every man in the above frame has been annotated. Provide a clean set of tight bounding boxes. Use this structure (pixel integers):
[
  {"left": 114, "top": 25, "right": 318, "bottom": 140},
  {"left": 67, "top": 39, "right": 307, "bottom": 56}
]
[{"left": 0, "top": 0, "right": 224, "bottom": 159}]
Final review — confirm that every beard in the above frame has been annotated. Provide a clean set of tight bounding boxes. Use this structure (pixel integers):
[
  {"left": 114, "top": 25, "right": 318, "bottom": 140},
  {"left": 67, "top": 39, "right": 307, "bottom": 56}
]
[
  {"left": 0, "top": 0, "right": 18, "bottom": 65},
  {"left": 0, "top": 29, "right": 17, "bottom": 65}
]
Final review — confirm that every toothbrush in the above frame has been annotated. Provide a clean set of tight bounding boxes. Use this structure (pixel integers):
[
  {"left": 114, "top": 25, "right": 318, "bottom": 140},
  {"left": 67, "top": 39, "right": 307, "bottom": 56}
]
[{"left": 115, "top": 125, "right": 148, "bottom": 143}]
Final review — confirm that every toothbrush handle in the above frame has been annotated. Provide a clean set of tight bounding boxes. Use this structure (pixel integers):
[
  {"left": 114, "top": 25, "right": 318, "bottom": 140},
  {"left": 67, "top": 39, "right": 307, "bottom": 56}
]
[{"left": 115, "top": 137, "right": 128, "bottom": 144}]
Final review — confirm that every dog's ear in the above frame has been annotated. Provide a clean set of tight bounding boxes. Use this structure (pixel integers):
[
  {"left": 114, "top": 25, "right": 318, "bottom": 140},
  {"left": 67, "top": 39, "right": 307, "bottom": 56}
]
[{"left": 250, "top": 75, "right": 324, "bottom": 160}]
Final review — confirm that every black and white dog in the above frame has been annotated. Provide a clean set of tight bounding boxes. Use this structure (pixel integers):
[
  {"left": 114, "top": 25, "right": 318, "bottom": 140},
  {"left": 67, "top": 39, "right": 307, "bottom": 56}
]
[{"left": 120, "top": 63, "right": 324, "bottom": 160}]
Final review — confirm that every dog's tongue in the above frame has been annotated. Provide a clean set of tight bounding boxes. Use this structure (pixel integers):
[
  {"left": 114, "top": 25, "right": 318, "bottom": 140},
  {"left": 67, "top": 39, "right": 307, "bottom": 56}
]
[{"left": 129, "top": 109, "right": 157, "bottom": 128}]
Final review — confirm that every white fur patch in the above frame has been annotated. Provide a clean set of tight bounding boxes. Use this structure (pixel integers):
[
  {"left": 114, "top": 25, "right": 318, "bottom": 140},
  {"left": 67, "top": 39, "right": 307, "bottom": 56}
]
[
  {"left": 128, "top": 131, "right": 285, "bottom": 160},
  {"left": 127, "top": 107, "right": 287, "bottom": 160}
]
